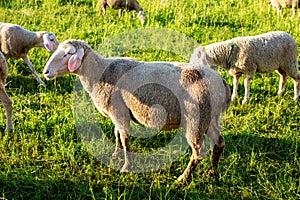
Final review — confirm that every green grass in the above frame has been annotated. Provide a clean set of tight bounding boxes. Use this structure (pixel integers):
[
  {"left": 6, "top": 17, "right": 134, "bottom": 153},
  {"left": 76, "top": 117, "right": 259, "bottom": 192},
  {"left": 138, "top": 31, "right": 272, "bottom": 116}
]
[{"left": 0, "top": 0, "right": 300, "bottom": 199}]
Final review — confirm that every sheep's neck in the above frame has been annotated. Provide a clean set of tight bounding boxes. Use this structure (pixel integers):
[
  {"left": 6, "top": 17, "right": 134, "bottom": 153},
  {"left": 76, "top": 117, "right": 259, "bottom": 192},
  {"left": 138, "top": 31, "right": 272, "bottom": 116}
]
[
  {"left": 23, "top": 31, "right": 44, "bottom": 50},
  {"left": 77, "top": 52, "right": 107, "bottom": 94},
  {"left": 206, "top": 44, "right": 232, "bottom": 70}
]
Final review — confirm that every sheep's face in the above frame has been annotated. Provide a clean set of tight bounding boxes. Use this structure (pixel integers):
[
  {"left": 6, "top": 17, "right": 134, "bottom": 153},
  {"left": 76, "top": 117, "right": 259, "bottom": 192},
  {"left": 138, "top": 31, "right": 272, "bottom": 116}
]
[
  {"left": 43, "top": 43, "right": 84, "bottom": 80},
  {"left": 43, "top": 32, "right": 60, "bottom": 52}
]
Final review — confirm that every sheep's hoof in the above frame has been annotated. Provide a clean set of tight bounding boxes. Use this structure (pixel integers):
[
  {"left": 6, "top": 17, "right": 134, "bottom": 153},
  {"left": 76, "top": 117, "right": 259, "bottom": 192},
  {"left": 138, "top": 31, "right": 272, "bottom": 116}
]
[
  {"left": 38, "top": 81, "right": 46, "bottom": 87},
  {"left": 176, "top": 174, "right": 187, "bottom": 184},
  {"left": 242, "top": 99, "right": 248, "bottom": 104},
  {"left": 5, "top": 126, "right": 14, "bottom": 132},
  {"left": 231, "top": 96, "right": 237, "bottom": 103},
  {"left": 120, "top": 168, "right": 129, "bottom": 173},
  {"left": 120, "top": 163, "right": 131, "bottom": 173},
  {"left": 206, "top": 166, "right": 216, "bottom": 176},
  {"left": 112, "top": 149, "right": 122, "bottom": 157},
  {"left": 293, "top": 95, "right": 299, "bottom": 101}
]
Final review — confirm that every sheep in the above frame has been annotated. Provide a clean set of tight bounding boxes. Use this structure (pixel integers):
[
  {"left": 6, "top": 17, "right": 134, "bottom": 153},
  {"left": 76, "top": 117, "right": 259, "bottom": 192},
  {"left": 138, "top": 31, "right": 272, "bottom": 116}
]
[
  {"left": 0, "top": 22, "right": 59, "bottom": 85},
  {"left": 43, "top": 39, "right": 231, "bottom": 183},
  {"left": 190, "top": 31, "right": 300, "bottom": 104},
  {"left": 100, "top": 0, "right": 146, "bottom": 24},
  {"left": 270, "top": 0, "right": 300, "bottom": 18},
  {"left": 0, "top": 51, "right": 13, "bottom": 131}
]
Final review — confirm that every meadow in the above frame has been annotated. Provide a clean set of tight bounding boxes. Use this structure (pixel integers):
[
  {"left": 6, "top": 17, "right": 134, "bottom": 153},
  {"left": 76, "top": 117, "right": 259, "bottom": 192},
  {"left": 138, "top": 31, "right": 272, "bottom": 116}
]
[{"left": 0, "top": 0, "right": 299, "bottom": 199}]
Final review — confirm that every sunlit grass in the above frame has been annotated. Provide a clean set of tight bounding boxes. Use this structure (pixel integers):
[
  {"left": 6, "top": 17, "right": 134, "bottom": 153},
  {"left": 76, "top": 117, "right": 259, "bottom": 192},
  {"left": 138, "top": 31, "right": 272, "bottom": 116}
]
[{"left": 0, "top": 0, "right": 299, "bottom": 199}]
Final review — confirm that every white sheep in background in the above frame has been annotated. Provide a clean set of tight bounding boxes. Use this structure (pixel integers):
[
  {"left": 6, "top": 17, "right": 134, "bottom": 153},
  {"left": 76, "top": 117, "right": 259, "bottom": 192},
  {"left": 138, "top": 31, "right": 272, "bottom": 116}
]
[
  {"left": 0, "top": 51, "right": 12, "bottom": 131},
  {"left": 43, "top": 39, "right": 231, "bottom": 183},
  {"left": 270, "top": 0, "right": 300, "bottom": 18},
  {"left": 100, "top": 0, "right": 147, "bottom": 24},
  {"left": 190, "top": 31, "right": 300, "bottom": 104},
  {"left": 0, "top": 22, "right": 59, "bottom": 85}
]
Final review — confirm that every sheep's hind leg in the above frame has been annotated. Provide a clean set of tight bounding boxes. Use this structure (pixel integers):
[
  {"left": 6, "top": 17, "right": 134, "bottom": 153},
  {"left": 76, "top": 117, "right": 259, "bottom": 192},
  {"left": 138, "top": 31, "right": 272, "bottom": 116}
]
[
  {"left": 293, "top": 78, "right": 300, "bottom": 101},
  {"left": 275, "top": 69, "right": 287, "bottom": 96},
  {"left": 286, "top": 69, "right": 300, "bottom": 100},
  {"left": 205, "top": 116, "right": 225, "bottom": 175},
  {"left": 22, "top": 55, "right": 45, "bottom": 85},
  {"left": 0, "top": 83, "right": 13, "bottom": 131},
  {"left": 207, "top": 135, "right": 225, "bottom": 175},
  {"left": 118, "top": 9, "right": 124, "bottom": 20},
  {"left": 119, "top": 129, "right": 132, "bottom": 172},
  {"left": 177, "top": 133, "right": 205, "bottom": 183},
  {"left": 242, "top": 75, "right": 252, "bottom": 104}
]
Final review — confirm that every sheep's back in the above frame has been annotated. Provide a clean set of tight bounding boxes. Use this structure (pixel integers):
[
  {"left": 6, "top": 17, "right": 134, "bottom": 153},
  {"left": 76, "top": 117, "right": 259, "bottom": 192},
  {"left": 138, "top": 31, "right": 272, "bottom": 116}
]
[
  {"left": 233, "top": 31, "right": 297, "bottom": 73},
  {"left": 0, "top": 23, "right": 36, "bottom": 58},
  {"left": 92, "top": 59, "right": 212, "bottom": 132}
]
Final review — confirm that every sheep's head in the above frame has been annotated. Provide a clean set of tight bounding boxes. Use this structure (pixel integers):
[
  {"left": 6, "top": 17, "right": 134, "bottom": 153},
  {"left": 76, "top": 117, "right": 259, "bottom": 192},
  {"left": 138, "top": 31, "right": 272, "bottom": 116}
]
[
  {"left": 43, "top": 41, "right": 85, "bottom": 80},
  {"left": 138, "top": 10, "right": 146, "bottom": 24},
  {"left": 43, "top": 32, "right": 60, "bottom": 52}
]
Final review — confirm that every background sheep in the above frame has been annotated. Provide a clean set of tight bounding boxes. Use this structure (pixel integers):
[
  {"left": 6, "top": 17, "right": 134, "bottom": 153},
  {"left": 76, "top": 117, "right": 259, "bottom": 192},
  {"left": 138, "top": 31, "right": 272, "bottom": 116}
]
[
  {"left": 0, "top": 51, "right": 12, "bottom": 131},
  {"left": 270, "top": 0, "right": 300, "bottom": 18},
  {"left": 190, "top": 31, "right": 300, "bottom": 104},
  {"left": 0, "top": 22, "right": 59, "bottom": 85},
  {"left": 100, "top": 0, "right": 146, "bottom": 24},
  {"left": 43, "top": 39, "right": 231, "bottom": 183}
]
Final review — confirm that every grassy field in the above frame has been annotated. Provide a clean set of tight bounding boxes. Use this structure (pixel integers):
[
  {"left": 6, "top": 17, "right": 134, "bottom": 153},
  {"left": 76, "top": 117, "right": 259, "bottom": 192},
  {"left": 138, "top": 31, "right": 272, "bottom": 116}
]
[{"left": 0, "top": 0, "right": 299, "bottom": 199}]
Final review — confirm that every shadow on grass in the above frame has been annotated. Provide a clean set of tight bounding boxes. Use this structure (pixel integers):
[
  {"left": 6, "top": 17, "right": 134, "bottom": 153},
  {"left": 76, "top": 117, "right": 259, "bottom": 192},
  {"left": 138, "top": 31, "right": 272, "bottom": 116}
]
[
  {"left": 5, "top": 74, "right": 76, "bottom": 95},
  {"left": 0, "top": 132, "right": 298, "bottom": 199},
  {"left": 224, "top": 132, "right": 299, "bottom": 161}
]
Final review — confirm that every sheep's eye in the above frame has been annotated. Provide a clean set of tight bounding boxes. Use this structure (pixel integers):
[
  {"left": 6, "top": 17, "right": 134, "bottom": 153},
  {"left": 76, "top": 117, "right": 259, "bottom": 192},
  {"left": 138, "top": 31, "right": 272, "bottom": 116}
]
[{"left": 64, "top": 52, "right": 73, "bottom": 57}]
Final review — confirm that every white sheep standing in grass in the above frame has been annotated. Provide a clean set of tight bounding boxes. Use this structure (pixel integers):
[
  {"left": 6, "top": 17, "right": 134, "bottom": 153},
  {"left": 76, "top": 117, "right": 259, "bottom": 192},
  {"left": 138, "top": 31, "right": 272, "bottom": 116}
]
[
  {"left": 270, "top": 0, "right": 300, "bottom": 18},
  {"left": 100, "top": 0, "right": 146, "bottom": 23},
  {"left": 0, "top": 22, "right": 59, "bottom": 85},
  {"left": 0, "top": 51, "right": 12, "bottom": 131},
  {"left": 190, "top": 31, "right": 300, "bottom": 104},
  {"left": 43, "top": 39, "right": 231, "bottom": 183}
]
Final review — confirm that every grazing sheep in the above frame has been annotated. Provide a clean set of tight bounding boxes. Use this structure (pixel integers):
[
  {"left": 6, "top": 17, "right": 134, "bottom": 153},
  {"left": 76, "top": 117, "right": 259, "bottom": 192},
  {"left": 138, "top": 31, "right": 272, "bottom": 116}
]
[
  {"left": 0, "top": 51, "right": 13, "bottom": 131},
  {"left": 270, "top": 0, "right": 300, "bottom": 18},
  {"left": 100, "top": 0, "right": 146, "bottom": 23},
  {"left": 43, "top": 39, "right": 231, "bottom": 183},
  {"left": 0, "top": 22, "right": 59, "bottom": 85},
  {"left": 190, "top": 31, "right": 300, "bottom": 104}
]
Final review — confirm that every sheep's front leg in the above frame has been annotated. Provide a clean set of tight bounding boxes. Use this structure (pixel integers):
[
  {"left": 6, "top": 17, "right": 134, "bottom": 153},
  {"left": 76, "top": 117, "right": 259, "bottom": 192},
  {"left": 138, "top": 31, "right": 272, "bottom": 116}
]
[
  {"left": 22, "top": 55, "right": 45, "bottom": 85},
  {"left": 231, "top": 74, "right": 241, "bottom": 102},
  {"left": 242, "top": 76, "right": 252, "bottom": 104},
  {"left": 119, "top": 129, "right": 131, "bottom": 172},
  {"left": 112, "top": 127, "right": 122, "bottom": 157},
  {"left": 0, "top": 83, "right": 13, "bottom": 131}
]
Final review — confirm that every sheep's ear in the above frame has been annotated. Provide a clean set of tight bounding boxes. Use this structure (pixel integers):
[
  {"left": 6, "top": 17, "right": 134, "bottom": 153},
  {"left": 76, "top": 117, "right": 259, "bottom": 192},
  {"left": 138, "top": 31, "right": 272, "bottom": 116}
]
[
  {"left": 43, "top": 34, "right": 54, "bottom": 51},
  {"left": 68, "top": 48, "right": 84, "bottom": 72}
]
